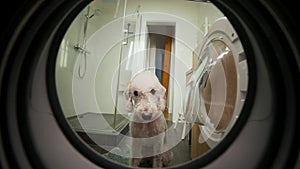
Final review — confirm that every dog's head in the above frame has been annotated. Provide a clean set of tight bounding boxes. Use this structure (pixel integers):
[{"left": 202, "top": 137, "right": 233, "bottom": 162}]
[{"left": 124, "top": 71, "right": 166, "bottom": 122}]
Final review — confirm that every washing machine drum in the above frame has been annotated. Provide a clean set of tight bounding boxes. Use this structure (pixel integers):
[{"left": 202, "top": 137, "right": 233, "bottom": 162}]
[{"left": 189, "top": 17, "right": 248, "bottom": 148}]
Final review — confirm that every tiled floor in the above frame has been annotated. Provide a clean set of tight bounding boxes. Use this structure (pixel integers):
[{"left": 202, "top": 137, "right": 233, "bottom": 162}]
[
  {"left": 68, "top": 113, "right": 192, "bottom": 168},
  {"left": 114, "top": 120, "right": 192, "bottom": 167}
]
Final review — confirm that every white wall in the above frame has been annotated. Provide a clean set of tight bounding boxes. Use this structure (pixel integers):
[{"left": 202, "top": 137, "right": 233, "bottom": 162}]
[
  {"left": 74, "top": 17, "right": 125, "bottom": 115},
  {"left": 55, "top": 7, "right": 86, "bottom": 117}
]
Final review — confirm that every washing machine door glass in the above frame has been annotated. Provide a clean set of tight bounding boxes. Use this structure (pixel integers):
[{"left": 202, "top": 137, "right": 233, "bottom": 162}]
[
  {"left": 200, "top": 40, "right": 237, "bottom": 131},
  {"left": 196, "top": 36, "right": 247, "bottom": 148}
]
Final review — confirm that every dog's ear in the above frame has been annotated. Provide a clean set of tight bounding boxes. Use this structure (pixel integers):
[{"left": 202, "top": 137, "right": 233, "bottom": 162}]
[
  {"left": 124, "top": 85, "right": 133, "bottom": 112},
  {"left": 158, "top": 84, "right": 167, "bottom": 112}
]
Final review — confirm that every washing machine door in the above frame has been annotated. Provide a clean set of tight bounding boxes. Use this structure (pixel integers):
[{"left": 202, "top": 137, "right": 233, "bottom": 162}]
[
  {"left": 188, "top": 16, "right": 248, "bottom": 149},
  {"left": 1, "top": 1, "right": 299, "bottom": 169}
]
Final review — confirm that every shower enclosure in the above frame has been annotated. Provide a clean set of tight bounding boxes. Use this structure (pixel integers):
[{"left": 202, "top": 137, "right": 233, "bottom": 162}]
[{"left": 55, "top": 0, "right": 142, "bottom": 154}]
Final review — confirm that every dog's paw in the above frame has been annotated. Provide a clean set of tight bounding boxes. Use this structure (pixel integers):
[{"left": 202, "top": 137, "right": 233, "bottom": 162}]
[{"left": 162, "top": 150, "right": 174, "bottom": 166}]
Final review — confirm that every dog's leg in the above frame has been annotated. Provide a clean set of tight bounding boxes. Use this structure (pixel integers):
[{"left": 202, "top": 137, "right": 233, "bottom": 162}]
[
  {"left": 131, "top": 158, "right": 142, "bottom": 167},
  {"left": 131, "top": 147, "right": 142, "bottom": 167},
  {"left": 152, "top": 134, "right": 165, "bottom": 168},
  {"left": 162, "top": 149, "right": 173, "bottom": 166},
  {"left": 152, "top": 155, "right": 163, "bottom": 168},
  {"left": 131, "top": 137, "right": 142, "bottom": 167}
]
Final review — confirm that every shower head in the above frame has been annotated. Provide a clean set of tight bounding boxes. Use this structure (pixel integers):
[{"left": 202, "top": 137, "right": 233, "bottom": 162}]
[
  {"left": 89, "top": 9, "right": 102, "bottom": 18},
  {"left": 94, "top": 9, "right": 102, "bottom": 16},
  {"left": 86, "top": 8, "right": 102, "bottom": 19}
]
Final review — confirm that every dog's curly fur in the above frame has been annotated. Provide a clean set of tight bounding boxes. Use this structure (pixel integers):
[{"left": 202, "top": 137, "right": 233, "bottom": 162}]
[{"left": 124, "top": 70, "right": 173, "bottom": 168}]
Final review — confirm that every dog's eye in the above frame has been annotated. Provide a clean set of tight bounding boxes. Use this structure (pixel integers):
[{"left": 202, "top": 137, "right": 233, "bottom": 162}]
[
  {"left": 133, "top": 91, "right": 139, "bottom": 96},
  {"left": 150, "top": 89, "right": 156, "bottom": 95}
]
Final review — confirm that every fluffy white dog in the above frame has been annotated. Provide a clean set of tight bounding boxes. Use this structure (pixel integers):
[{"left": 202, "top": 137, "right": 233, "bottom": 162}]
[{"left": 124, "top": 70, "right": 173, "bottom": 168}]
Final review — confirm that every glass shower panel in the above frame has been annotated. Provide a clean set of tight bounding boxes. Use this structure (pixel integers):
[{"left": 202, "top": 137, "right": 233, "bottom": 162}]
[{"left": 113, "top": 16, "right": 141, "bottom": 130}]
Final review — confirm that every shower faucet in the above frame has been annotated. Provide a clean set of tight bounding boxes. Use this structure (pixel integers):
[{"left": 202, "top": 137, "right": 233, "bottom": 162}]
[
  {"left": 122, "top": 23, "right": 134, "bottom": 45},
  {"left": 74, "top": 44, "right": 90, "bottom": 54}
]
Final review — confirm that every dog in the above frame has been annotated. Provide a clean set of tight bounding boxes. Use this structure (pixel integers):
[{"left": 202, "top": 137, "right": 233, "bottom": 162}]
[{"left": 124, "top": 70, "right": 173, "bottom": 168}]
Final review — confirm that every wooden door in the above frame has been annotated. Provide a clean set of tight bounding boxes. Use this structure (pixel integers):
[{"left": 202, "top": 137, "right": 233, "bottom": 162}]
[{"left": 162, "top": 36, "right": 172, "bottom": 119}]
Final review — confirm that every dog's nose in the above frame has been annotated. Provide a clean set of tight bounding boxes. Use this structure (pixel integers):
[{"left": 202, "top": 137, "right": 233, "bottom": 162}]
[{"left": 142, "top": 112, "right": 152, "bottom": 120}]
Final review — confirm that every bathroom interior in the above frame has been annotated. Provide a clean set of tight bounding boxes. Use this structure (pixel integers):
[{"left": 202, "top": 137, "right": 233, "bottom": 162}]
[{"left": 55, "top": 0, "right": 248, "bottom": 167}]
